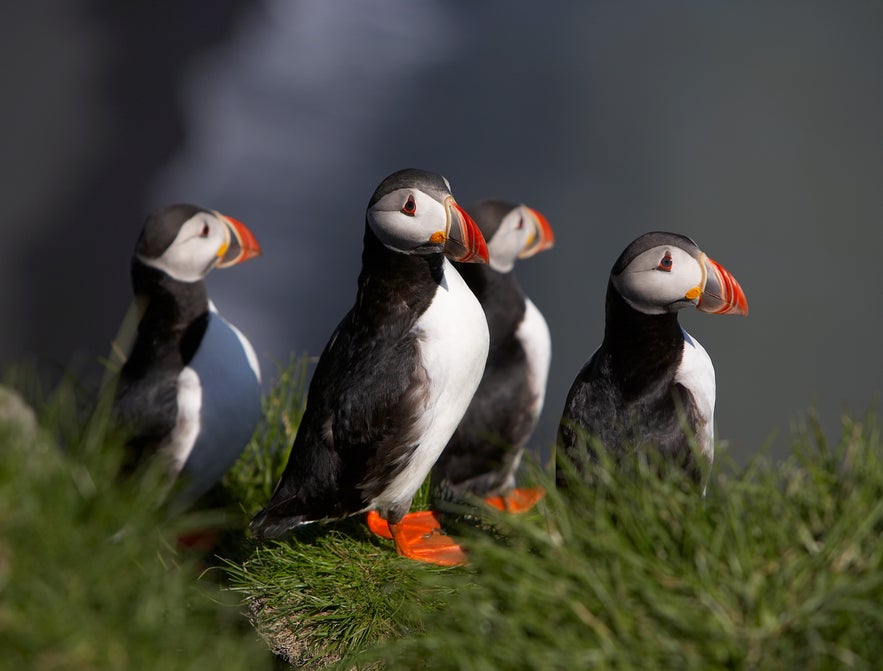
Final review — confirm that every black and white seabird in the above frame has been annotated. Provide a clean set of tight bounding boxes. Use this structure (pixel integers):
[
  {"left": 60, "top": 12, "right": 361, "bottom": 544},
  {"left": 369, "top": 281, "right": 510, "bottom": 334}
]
[
  {"left": 250, "top": 169, "right": 489, "bottom": 566},
  {"left": 113, "top": 204, "right": 262, "bottom": 506},
  {"left": 431, "top": 200, "right": 554, "bottom": 513},
  {"left": 557, "top": 231, "right": 748, "bottom": 491}
]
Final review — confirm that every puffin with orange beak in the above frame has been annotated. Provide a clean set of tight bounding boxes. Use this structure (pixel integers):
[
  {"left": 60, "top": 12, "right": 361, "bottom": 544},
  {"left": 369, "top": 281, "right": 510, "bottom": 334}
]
[
  {"left": 557, "top": 231, "right": 748, "bottom": 492},
  {"left": 251, "top": 169, "right": 490, "bottom": 566},
  {"left": 431, "top": 200, "right": 555, "bottom": 514},
  {"left": 113, "top": 204, "right": 262, "bottom": 506}
]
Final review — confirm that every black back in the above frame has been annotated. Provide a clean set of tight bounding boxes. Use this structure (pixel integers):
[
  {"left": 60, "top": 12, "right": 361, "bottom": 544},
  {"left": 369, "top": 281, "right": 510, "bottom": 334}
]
[
  {"left": 113, "top": 259, "right": 209, "bottom": 465},
  {"left": 252, "top": 226, "right": 447, "bottom": 536},
  {"left": 557, "top": 283, "right": 703, "bottom": 484}
]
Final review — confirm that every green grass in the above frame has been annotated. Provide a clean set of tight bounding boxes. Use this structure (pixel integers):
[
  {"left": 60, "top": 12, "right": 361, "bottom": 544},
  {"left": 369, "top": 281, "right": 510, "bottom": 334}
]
[
  {"left": 221, "top": 361, "right": 882, "bottom": 669},
  {"left": 3, "top": 358, "right": 881, "bottom": 670},
  {"left": 0, "top": 371, "right": 272, "bottom": 671},
  {"left": 222, "top": 355, "right": 310, "bottom": 517},
  {"left": 366, "top": 412, "right": 883, "bottom": 670},
  {"left": 223, "top": 518, "right": 452, "bottom": 668}
]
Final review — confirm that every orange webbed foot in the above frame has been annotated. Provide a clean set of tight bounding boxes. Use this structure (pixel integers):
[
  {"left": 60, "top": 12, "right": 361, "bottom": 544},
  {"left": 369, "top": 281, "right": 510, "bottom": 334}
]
[
  {"left": 368, "top": 510, "right": 467, "bottom": 566},
  {"left": 389, "top": 512, "right": 467, "bottom": 566},
  {"left": 483, "top": 486, "right": 546, "bottom": 513}
]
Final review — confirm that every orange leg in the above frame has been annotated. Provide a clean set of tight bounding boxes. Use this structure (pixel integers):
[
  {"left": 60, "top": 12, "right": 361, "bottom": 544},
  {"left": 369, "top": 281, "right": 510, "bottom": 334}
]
[
  {"left": 365, "top": 510, "right": 393, "bottom": 539},
  {"left": 483, "top": 486, "right": 546, "bottom": 513}
]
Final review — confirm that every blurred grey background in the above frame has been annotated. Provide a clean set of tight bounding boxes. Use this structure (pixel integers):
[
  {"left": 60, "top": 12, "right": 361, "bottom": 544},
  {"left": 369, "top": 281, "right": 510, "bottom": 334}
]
[{"left": 2, "top": 1, "right": 881, "bottom": 464}]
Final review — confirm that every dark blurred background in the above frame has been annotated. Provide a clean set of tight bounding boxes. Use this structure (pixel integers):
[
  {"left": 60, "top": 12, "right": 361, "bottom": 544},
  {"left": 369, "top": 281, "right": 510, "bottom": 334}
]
[{"left": 3, "top": 1, "right": 881, "bottom": 464}]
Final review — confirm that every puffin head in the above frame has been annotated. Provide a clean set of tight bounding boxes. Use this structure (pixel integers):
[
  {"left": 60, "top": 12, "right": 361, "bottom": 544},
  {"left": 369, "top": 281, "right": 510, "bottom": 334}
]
[
  {"left": 610, "top": 231, "right": 748, "bottom": 316},
  {"left": 467, "top": 200, "right": 554, "bottom": 273},
  {"left": 366, "top": 169, "right": 489, "bottom": 264},
  {"left": 135, "top": 204, "right": 261, "bottom": 283}
]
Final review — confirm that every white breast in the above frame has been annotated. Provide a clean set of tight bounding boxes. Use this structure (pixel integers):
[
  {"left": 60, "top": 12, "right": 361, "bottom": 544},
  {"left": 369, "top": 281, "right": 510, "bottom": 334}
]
[
  {"left": 516, "top": 298, "right": 552, "bottom": 420},
  {"left": 675, "top": 328, "right": 716, "bottom": 471},
  {"left": 374, "top": 259, "right": 490, "bottom": 510},
  {"left": 165, "top": 367, "right": 203, "bottom": 473}
]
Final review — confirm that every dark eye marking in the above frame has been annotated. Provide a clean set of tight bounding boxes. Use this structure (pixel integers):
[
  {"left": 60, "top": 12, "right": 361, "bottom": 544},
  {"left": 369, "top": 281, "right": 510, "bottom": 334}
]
[
  {"left": 200, "top": 222, "right": 210, "bottom": 237},
  {"left": 657, "top": 251, "right": 673, "bottom": 271},
  {"left": 401, "top": 195, "right": 417, "bottom": 216}
]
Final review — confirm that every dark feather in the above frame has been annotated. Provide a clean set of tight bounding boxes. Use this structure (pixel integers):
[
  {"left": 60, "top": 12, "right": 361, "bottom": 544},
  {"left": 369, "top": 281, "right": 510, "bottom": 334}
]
[{"left": 252, "top": 227, "right": 444, "bottom": 537}]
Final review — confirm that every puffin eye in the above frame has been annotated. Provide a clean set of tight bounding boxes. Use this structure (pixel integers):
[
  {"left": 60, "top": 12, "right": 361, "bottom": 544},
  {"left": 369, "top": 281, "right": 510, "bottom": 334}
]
[
  {"left": 516, "top": 217, "right": 525, "bottom": 230},
  {"left": 200, "top": 222, "right": 210, "bottom": 237},
  {"left": 657, "top": 251, "right": 673, "bottom": 272},
  {"left": 401, "top": 195, "right": 417, "bottom": 217}
]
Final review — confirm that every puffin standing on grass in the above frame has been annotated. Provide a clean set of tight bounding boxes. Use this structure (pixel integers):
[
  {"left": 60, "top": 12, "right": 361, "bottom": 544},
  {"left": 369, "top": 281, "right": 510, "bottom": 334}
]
[
  {"left": 431, "top": 200, "right": 554, "bottom": 513},
  {"left": 112, "top": 204, "right": 262, "bottom": 507},
  {"left": 557, "top": 232, "right": 748, "bottom": 491},
  {"left": 250, "top": 169, "right": 489, "bottom": 566}
]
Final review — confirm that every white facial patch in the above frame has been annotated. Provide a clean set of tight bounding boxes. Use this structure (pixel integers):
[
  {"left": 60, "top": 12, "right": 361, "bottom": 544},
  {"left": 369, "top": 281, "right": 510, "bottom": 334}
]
[
  {"left": 612, "top": 245, "right": 703, "bottom": 315},
  {"left": 366, "top": 189, "right": 448, "bottom": 253},
  {"left": 138, "top": 213, "right": 229, "bottom": 283},
  {"left": 487, "top": 206, "right": 531, "bottom": 273}
]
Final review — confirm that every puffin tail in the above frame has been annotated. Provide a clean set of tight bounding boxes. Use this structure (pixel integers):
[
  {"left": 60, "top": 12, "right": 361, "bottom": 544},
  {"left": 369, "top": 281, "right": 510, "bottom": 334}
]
[{"left": 249, "top": 508, "right": 309, "bottom": 541}]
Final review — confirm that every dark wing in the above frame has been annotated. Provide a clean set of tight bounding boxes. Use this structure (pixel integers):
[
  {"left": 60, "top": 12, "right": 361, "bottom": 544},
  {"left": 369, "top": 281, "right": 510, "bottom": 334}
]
[
  {"left": 251, "top": 310, "right": 427, "bottom": 537},
  {"left": 555, "top": 350, "right": 619, "bottom": 484},
  {"left": 557, "top": 351, "right": 703, "bottom": 485},
  {"left": 112, "top": 314, "right": 207, "bottom": 469},
  {"left": 113, "top": 363, "right": 180, "bottom": 469}
]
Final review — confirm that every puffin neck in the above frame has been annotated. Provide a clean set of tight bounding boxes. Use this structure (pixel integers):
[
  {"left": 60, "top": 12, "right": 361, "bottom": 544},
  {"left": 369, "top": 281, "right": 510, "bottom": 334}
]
[
  {"left": 359, "top": 223, "right": 445, "bottom": 291},
  {"left": 456, "top": 261, "right": 526, "bottom": 338},
  {"left": 602, "top": 281, "right": 684, "bottom": 394},
  {"left": 131, "top": 258, "right": 210, "bottom": 335}
]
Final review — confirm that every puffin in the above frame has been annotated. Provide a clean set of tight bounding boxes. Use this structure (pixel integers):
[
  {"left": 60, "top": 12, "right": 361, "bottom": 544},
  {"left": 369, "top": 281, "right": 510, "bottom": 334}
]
[
  {"left": 250, "top": 168, "right": 490, "bottom": 566},
  {"left": 112, "top": 204, "right": 262, "bottom": 507},
  {"left": 430, "top": 200, "right": 554, "bottom": 513},
  {"left": 557, "top": 231, "right": 748, "bottom": 491}
]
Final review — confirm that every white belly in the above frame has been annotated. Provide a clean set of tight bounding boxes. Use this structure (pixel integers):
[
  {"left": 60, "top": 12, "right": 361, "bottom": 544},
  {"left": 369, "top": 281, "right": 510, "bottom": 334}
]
[
  {"left": 516, "top": 297, "right": 552, "bottom": 420},
  {"left": 374, "top": 259, "right": 490, "bottom": 509},
  {"left": 675, "top": 328, "right": 716, "bottom": 467}
]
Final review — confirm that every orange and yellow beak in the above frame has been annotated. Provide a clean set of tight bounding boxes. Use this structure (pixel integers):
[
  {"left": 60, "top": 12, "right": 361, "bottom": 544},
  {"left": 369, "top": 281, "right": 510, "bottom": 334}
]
[
  {"left": 215, "top": 213, "right": 262, "bottom": 268},
  {"left": 440, "top": 197, "right": 489, "bottom": 264},
  {"left": 518, "top": 206, "right": 555, "bottom": 259},
  {"left": 694, "top": 254, "right": 748, "bottom": 315}
]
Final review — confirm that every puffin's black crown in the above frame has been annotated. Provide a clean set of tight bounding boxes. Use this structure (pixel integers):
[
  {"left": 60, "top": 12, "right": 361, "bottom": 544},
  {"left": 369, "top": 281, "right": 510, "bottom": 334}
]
[
  {"left": 368, "top": 169, "right": 452, "bottom": 209},
  {"left": 611, "top": 231, "right": 700, "bottom": 276},
  {"left": 136, "top": 204, "right": 208, "bottom": 259}
]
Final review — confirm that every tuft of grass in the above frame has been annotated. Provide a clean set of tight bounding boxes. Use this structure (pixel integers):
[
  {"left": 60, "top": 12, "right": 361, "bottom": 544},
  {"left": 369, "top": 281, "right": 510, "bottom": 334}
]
[
  {"left": 0, "top": 373, "right": 272, "bottom": 671},
  {"left": 365, "top": 411, "right": 883, "bottom": 670},
  {"left": 224, "top": 520, "right": 453, "bottom": 668}
]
